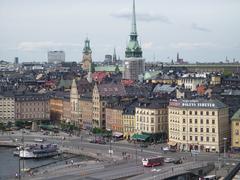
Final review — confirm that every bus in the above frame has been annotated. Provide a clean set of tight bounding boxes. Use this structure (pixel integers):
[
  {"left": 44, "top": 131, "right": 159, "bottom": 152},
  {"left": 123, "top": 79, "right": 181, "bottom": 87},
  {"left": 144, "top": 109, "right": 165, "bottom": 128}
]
[{"left": 142, "top": 156, "right": 164, "bottom": 167}]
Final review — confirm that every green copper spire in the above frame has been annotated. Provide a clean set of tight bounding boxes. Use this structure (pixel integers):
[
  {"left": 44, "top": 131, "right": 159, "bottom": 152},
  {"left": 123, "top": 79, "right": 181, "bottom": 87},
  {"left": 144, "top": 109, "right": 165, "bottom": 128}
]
[
  {"left": 83, "top": 37, "right": 92, "bottom": 54},
  {"left": 125, "top": 0, "right": 142, "bottom": 58},
  {"left": 131, "top": 0, "right": 137, "bottom": 35}
]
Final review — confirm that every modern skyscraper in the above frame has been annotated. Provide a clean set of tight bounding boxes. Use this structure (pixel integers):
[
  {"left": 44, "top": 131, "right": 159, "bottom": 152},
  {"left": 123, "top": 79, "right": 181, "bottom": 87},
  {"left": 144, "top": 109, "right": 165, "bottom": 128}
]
[
  {"left": 48, "top": 51, "right": 65, "bottom": 64},
  {"left": 123, "top": 0, "right": 145, "bottom": 81},
  {"left": 82, "top": 38, "right": 92, "bottom": 71}
]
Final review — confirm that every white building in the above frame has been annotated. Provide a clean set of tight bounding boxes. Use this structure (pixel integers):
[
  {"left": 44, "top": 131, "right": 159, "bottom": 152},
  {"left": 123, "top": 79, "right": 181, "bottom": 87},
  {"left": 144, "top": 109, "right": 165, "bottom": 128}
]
[{"left": 48, "top": 51, "right": 65, "bottom": 64}]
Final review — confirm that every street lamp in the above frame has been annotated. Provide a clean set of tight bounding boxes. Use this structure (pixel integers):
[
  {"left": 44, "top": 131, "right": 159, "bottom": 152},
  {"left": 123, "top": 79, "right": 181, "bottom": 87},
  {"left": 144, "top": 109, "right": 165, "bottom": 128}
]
[{"left": 223, "top": 137, "right": 227, "bottom": 164}]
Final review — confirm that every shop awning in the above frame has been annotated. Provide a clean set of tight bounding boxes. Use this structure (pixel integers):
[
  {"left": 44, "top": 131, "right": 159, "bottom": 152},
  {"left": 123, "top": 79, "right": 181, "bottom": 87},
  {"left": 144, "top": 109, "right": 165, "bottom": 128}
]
[
  {"left": 113, "top": 132, "right": 123, "bottom": 138},
  {"left": 131, "top": 134, "right": 150, "bottom": 141},
  {"left": 167, "top": 141, "right": 177, "bottom": 146}
]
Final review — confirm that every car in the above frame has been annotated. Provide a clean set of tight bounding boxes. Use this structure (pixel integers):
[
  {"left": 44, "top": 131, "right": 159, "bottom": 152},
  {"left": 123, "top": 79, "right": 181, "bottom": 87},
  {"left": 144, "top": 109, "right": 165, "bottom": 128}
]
[
  {"left": 89, "top": 139, "right": 97, "bottom": 143},
  {"left": 98, "top": 141, "right": 106, "bottom": 145},
  {"left": 173, "top": 159, "right": 183, "bottom": 164},
  {"left": 164, "top": 158, "right": 175, "bottom": 163},
  {"left": 140, "top": 144, "right": 148, "bottom": 148}
]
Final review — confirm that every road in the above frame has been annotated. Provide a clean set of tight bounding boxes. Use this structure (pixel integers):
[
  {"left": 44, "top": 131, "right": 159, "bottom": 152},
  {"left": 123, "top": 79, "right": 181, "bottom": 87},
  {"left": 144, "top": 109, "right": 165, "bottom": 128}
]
[{"left": 0, "top": 130, "right": 238, "bottom": 179}]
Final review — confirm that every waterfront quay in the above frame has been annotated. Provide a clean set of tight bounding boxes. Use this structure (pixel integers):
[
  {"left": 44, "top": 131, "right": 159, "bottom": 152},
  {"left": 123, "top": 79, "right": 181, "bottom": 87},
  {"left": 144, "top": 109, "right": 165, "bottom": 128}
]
[{"left": 0, "top": 130, "right": 239, "bottom": 180}]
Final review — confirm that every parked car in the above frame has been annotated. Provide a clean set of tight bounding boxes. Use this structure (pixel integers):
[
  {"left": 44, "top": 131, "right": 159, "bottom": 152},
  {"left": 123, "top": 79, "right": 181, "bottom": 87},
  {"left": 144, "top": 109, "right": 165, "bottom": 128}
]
[
  {"left": 89, "top": 139, "right": 97, "bottom": 143},
  {"left": 173, "top": 159, "right": 183, "bottom": 164},
  {"left": 140, "top": 143, "right": 148, "bottom": 148},
  {"left": 164, "top": 158, "right": 175, "bottom": 163}
]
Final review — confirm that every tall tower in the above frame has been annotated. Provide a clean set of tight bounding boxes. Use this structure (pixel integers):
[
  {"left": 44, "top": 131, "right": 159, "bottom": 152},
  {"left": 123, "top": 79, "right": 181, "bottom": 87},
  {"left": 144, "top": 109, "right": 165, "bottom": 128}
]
[
  {"left": 82, "top": 38, "right": 92, "bottom": 71},
  {"left": 112, "top": 48, "right": 117, "bottom": 64},
  {"left": 123, "top": 0, "right": 145, "bottom": 81}
]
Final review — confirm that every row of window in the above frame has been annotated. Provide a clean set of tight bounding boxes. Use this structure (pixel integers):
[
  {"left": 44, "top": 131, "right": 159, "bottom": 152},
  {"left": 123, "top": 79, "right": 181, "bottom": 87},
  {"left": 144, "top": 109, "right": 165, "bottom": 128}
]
[
  {"left": 171, "top": 136, "right": 216, "bottom": 142},
  {"left": 170, "top": 110, "right": 216, "bottom": 116},
  {"left": 170, "top": 118, "right": 215, "bottom": 124}
]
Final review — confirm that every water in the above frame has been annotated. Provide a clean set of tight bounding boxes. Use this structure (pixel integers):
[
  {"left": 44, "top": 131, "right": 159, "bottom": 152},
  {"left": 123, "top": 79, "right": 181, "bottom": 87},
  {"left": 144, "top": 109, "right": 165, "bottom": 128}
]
[{"left": 0, "top": 147, "right": 91, "bottom": 180}]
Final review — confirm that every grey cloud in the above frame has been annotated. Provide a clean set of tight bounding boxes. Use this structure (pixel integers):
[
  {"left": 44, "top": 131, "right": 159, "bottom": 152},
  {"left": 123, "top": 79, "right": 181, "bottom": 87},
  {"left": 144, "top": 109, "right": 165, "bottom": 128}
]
[
  {"left": 192, "top": 23, "right": 211, "bottom": 32},
  {"left": 110, "top": 9, "right": 171, "bottom": 24}
]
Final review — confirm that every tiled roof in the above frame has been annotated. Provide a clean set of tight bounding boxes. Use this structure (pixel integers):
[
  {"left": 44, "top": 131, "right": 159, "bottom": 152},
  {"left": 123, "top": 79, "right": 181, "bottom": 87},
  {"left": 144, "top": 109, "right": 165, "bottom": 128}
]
[{"left": 98, "top": 83, "right": 126, "bottom": 97}]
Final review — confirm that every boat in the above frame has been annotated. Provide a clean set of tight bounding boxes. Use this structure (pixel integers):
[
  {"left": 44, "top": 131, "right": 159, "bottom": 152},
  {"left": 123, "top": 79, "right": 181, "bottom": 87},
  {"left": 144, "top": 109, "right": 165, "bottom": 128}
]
[{"left": 19, "top": 144, "right": 59, "bottom": 159}]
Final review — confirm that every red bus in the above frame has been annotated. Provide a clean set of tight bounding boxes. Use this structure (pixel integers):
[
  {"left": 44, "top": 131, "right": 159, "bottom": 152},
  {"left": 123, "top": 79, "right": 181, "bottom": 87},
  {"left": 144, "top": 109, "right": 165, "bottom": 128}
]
[{"left": 142, "top": 156, "right": 164, "bottom": 167}]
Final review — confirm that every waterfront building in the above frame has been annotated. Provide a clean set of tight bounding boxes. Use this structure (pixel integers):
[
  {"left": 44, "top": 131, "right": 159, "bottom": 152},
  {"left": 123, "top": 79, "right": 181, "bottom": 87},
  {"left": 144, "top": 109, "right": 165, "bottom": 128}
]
[
  {"left": 168, "top": 99, "right": 229, "bottom": 152},
  {"left": 123, "top": 104, "right": 136, "bottom": 139},
  {"left": 106, "top": 106, "right": 124, "bottom": 134},
  {"left": 123, "top": 0, "right": 145, "bottom": 81},
  {"left": 62, "top": 96, "right": 71, "bottom": 123},
  {"left": 231, "top": 109, "right": 240, "bottom": 152},
  {"left": 48, "top": 51, "right": 65, "bottom": 64},
  {"left": 79, "top": 95, "right": 93, "bottom": 130},
  {"left": 0, "top": 94, "right": 15, "bottom": 123},
  {"left": 15, "top": 93, "right": 50, "bottom": 121},
  {"left": 49, "top": 94, "right": 64, "bottom": 123},
  {"left": 135, "top": 99, "right": 168, "bottom": 142},
  {"left": 82, "top": 38, "right": 92, "bottom": 71},
  {"left": 92, "top": 83, "right": 126, "bottom": 129}
]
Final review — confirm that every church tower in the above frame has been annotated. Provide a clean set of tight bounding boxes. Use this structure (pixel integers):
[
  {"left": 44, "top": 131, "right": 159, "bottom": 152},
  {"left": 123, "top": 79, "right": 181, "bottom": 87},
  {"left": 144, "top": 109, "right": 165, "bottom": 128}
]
[
  {"left": 123, "top": 0, "right": 145, "bottom": 81},
  {"left": 82, "top": 38, "right": 92, "bottom": 71}
]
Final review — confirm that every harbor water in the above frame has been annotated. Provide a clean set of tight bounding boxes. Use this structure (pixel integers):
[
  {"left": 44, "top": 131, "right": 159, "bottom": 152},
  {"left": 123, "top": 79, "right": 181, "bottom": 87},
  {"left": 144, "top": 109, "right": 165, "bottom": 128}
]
[{"left": 0, "top": 147, "right": 91, "bottom": 180}]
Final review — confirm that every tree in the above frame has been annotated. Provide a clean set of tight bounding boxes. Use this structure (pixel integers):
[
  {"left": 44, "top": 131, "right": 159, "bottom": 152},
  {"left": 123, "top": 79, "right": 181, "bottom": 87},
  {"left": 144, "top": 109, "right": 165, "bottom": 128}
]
[
  {"left": 91, "top": 63, "right": 96, "bottom": 73},
  {"left": 115, "top": 65, "right": 120, "bottom": 74}
]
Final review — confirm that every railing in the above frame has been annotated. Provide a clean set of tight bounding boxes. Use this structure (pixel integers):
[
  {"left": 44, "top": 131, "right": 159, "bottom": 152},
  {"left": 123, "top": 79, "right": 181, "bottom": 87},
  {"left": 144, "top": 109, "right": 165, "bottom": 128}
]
[{"left": 224, "top": 161, "right": 240, "bottom": 180}]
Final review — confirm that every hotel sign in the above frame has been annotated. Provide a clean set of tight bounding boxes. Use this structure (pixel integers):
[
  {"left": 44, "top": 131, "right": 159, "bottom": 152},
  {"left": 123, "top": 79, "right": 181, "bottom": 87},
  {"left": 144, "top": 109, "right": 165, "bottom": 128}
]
[{"left": 170, "top": 100, "right": 215, "bottom": 108}]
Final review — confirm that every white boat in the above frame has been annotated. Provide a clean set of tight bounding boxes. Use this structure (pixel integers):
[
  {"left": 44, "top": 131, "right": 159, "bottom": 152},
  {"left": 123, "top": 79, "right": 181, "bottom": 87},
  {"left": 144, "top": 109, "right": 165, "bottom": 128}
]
[{"left": 19, "top": 144, "right": 59, "bottom": 159}]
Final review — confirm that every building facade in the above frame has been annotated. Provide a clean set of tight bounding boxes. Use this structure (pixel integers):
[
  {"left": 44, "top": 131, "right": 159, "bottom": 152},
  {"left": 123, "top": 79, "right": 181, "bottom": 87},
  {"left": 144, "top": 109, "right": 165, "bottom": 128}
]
[
  {"left": 106, "top": 107, "right": 123, "bottom": 133},
  {"left": 0, "top": 94, "right": 15, "bottom": 123},
  {"left": 48, "top": 51, "right": 65, "bottom": 64},
  {"left": 79, "top": 96, "right": 93, "bottom": 130},
  {"left": 123, "top": 109, "right": 135, "bottom": 139},
  {"left": 168, "top": 99, "right": 229, "bottom": 152},
  {"left": 123, "top": 0, "right": 145, "bottom": 81},
  {"left": 135, "top": 100, "right": 168, "bottom": 141},
  {"left": 177, "top": 76, "right": 205, "bottom": 91},
  {"left": 15, "top": 94, "right": 50, "bottom": 121},
  {"left": 49, "top": 97, "right": 63, "bottom": 123},
  {"left": 231, "top": 109, "right": 240, "bottom": 152}
]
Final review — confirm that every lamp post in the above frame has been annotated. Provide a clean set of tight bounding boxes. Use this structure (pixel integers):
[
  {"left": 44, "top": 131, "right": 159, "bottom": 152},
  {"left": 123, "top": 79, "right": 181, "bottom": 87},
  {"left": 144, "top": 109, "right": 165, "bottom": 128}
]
[{"left": 223, "top": 137, "right": 227, "bottom": 165}]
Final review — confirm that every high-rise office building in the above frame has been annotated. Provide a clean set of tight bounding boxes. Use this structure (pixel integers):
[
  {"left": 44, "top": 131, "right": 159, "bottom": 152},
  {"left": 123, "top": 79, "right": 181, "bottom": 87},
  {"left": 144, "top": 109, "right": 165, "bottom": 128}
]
[
  {"left": 48, "top": 51, "right": 65, "bottom": 64},
  {"left": 123, "top": 0, "right": 145, "bottom": 81}
]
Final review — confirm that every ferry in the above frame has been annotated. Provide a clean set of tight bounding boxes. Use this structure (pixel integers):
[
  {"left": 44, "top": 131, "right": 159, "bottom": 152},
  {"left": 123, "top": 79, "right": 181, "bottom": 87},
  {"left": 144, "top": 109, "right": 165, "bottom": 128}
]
[{"left": 19, "top": 144, "right": 59, "bottom": 159}]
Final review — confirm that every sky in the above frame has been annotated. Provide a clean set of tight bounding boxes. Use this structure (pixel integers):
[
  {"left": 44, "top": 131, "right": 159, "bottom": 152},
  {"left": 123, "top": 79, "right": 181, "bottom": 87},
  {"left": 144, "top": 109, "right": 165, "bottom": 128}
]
[{"left": 0, "top": 0, "right": 240, "bottom": 63}]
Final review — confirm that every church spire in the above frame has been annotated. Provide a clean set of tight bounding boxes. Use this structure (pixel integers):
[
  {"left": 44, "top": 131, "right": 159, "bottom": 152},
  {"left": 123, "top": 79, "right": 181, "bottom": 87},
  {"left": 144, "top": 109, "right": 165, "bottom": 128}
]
[
  {"left": 131, "top": 0, "right": 137, "bottom": 35},
  {"left": 125, "top": 0, "right": 142, "bottom": 58}
]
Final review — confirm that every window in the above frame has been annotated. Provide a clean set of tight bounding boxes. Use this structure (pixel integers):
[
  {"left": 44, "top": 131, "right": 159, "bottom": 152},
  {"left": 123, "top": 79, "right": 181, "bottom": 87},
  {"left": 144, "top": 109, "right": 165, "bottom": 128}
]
[
  {"left": 195, "top": 128, "right": 198, "bottom": 132},
  {"left": 212, "top": 120, "right": 215, "bottom": 124},
  {"left": 206, "top": 137, "right": 209, "bottom": 142},
  {"left": 151, "top": 117, "right": 154, "bottom": 123},
  {"left": 183, "top": 136, "right": 186, "bottom": 140},
  {"left": 183, "top": 119, "right": 186, "bottom": 123},
  {"left": 195, "top": 136, "right": 198, "bottom": 141},
  {"left": 190, "top": 127, "right": 192, "bottom": 132},
  {"left": 195, "top": 111, "right": 197, "bottom": 115},
  {"left": 183, "top": 111, "right": 185, "bottom": 115},
  {"left": 212, "top": 137, "right": 215, "bottom": 142},
  {"left": 236, "top": 130, "right": 239, "bottom": 135},
  {"left": 200, "top": 111, "right": 203, "bottom": 115},
  {"left": 212, "top": 128, "right": 215, "bottom": 133},
  {"left": 206, "top": 119, "right": 209, "bottom": 124},
  {"left": 236, "top": 122, "right": 239, "bottom": 126},
  {"left": 201, "top": 136, "right": 203, "bottom": 141},
  {"left": 183, "top": 127, "right": 185, "bottom": 132},
  {"left": 190, "top": 136, "right": 192, "bottom": 141},
  {"left": 190, "top": 119, "right": 192, "bottom": 123},
  {"left": 206, "top": 111, "right": 209, "bottom": 115},
  {"left": 206, "top": 128, "right": 209, "bottom": 133},
  {"left": 201, "top": 128, "right": 203, "bottom": 132},
  {"left": 189, "top": 111, "right": 192, "bottom": 115},
  {"left": 212, "top": 111, "right": 215, "bottom": 116},
  {"left": 195, "top": 119, "right": 198, "bottom": 124},
  {"left": 200, "top": 119, "right": 203, "bottom": 124}
]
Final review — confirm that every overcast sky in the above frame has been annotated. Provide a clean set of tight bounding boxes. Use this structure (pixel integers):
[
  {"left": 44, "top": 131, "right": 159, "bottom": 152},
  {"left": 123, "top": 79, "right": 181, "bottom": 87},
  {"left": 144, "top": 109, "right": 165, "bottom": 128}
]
[{"left": 0, "top": 0, "right": 240, "bottom": 63}]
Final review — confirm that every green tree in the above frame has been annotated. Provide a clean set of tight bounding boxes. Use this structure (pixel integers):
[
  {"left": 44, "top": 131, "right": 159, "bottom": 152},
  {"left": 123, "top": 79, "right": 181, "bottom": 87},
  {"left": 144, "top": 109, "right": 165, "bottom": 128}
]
[{"left": 115, "top": 65, "right": 120, "bottom": 74}]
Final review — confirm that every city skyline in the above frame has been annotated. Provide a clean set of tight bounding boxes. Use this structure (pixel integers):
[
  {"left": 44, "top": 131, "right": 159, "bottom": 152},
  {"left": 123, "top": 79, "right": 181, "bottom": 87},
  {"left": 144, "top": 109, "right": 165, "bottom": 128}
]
[{"left": 0, "top": 0, "right": 240, "bottom": 63}]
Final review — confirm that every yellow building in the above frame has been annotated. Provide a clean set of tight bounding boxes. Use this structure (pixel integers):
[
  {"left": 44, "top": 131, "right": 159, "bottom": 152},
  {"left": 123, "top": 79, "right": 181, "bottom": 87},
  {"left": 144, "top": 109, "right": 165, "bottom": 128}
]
[
  {"left": 168, "top": 99, "right": 229, "bottom": 152},
  {"left": 134, "top": 100, "right": 168, "bottom": 142},
  {"left": 0, "top": 94, "right": 15, "bottom": 123},
  {"left": 123, "top": 112, "right": 135, "bottom": 139},
  {"left": 231, "top": 109, "right": 240, "bottom": 152},
  {"left": 49, "top": 97, "right": 63, "bottom": 123}
]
